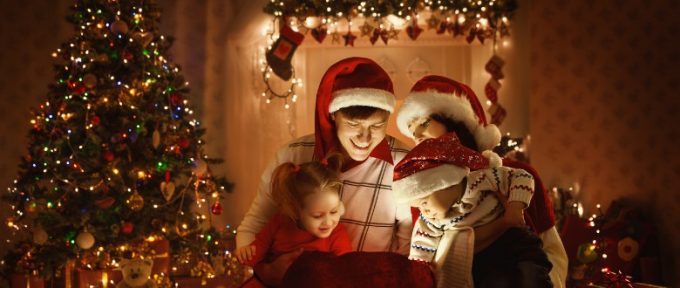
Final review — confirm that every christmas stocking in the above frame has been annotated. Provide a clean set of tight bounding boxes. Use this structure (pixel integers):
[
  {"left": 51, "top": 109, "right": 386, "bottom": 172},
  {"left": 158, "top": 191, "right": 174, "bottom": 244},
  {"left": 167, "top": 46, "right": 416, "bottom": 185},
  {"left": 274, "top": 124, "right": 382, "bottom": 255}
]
[{"left": 266, "top": 24, "right": 304, "bottom": 81}]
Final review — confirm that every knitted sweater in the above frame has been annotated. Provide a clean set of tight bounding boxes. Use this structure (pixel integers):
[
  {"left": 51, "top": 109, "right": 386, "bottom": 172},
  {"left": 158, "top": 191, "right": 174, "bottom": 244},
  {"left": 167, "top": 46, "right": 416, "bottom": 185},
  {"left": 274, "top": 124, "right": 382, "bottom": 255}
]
[
  {"left": 237, "top": 134, "right": 413, "bottom": 254},
  {"left": 409, "top": 166, "right": 534, "bottom": 287}
]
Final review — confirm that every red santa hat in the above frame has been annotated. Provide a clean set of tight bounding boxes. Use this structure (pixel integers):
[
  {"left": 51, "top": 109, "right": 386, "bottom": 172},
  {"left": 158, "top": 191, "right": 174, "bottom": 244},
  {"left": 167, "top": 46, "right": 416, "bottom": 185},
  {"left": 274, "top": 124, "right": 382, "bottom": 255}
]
[
  {"left": 392, "top": 132, "right": 489, "bottom": 203},
  {"left": 396, "top": 75, "right": 501, "bottom": 152},
  {"left": 314, "top": 57, "right": 396, "bottom": 160}
]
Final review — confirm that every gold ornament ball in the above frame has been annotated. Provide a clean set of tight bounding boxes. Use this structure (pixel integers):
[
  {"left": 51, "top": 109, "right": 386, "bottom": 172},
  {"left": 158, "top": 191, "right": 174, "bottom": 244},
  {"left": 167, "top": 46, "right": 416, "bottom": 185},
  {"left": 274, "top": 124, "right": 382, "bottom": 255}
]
[
  {"left": 110, "top": 20, "right": 129, "bottom": 34},
  {"left": 33, "top": 227, "right": 48, "bottom": 245},
  {"left": 192, "top": 159, "right": 208, "bottom": 177},
  {"left": 76, "top": 231, "right": 95, "bottom": 249},
  {"left": 126, "top": 192, "right": 145, "bottom": 211},
  {"left": 83, "top": 73, "right": 97, "bottom": 88}
]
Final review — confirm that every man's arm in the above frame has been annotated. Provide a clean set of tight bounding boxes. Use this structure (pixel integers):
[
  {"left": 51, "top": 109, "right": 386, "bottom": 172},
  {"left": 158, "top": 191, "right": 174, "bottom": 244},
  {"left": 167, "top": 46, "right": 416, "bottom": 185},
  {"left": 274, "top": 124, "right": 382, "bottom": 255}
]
[{"left": 236, "top": 145, "right": 292, "bottom": 248}]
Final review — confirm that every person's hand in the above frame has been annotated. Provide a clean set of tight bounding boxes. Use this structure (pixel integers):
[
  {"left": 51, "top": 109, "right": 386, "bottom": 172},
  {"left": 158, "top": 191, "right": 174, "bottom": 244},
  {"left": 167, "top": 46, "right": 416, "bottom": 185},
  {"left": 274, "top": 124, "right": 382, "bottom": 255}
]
[
  {"left": 501, "top": 200, "right": 526, "bottom": 228},
  {"left": 254, "top": 248, "right": 304, "bottom": 286},
  {"left": 236, "top": 245, "right": 256, "bottom": 264}
]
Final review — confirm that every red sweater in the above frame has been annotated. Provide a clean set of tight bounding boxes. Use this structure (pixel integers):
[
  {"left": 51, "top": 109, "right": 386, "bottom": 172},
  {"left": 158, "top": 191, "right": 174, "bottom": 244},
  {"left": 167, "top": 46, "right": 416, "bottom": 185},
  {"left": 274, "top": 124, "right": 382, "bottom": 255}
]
[{"left": 244, "top": 213, "right": 353, "bottom": 266}]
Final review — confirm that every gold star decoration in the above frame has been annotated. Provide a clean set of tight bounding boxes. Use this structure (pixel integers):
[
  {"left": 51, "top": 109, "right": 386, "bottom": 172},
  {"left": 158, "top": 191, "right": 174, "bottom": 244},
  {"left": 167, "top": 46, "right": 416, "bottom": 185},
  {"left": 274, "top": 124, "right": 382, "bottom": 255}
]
[
  {"left": 426, "top": 15, "right": 441, "bottom": 29},
  {"left": 359, "top": 22, "right": 374, "bottom": 37}
]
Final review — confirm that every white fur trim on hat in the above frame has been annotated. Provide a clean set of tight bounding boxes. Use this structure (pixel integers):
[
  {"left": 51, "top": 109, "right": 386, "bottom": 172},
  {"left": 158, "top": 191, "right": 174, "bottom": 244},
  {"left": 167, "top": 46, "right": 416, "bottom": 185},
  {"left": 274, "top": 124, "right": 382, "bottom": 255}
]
[
  {"left": 329, "top": 87, "right": 396, "bottom": 113},
  {"left": 392, "top": 164, "right": 469, "bottom": 204},
  {"left": 482, "top": 150, "right": 502, "bottom": 168},
  {"left": 396, "top": 91, "right": 501, "bottom": 151}
]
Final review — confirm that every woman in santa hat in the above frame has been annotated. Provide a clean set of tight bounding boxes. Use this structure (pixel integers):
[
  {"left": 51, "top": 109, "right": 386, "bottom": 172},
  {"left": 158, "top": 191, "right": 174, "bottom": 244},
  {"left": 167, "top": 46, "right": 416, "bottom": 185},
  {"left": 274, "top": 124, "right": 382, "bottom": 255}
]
[
  {"left": 395, "top": 75, "right": 568, "bottom": 287},
  {"left": 236, "top": 57, "right": 414, "bottom": 286}
]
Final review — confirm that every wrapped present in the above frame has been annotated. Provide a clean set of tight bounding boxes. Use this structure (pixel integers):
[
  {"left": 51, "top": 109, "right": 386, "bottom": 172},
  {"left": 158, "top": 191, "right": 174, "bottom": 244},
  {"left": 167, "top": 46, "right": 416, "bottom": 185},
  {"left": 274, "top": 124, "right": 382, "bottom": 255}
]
[
  {"left": 10, "top": 273, "right": 45, "bottom": 288},
  {"left": 172, "top": 275, "right": 236, "bottom": 287},
  {"left": 148, "top": 239, "right": 170, "bottom": 276},
  {"left": 74, "top": 268, "right": 122, "bottom": 288}
]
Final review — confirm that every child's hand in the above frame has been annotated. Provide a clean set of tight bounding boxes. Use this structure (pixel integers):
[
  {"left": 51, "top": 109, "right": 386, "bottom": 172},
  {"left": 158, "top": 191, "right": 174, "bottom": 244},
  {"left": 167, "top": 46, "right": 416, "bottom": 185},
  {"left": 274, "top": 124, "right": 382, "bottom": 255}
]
[
  {"left": 236, "top": 245, "right": 256, "bottom": 264},
  {"left": 501, "top": 201, "right": 526, "bottom": 228}
]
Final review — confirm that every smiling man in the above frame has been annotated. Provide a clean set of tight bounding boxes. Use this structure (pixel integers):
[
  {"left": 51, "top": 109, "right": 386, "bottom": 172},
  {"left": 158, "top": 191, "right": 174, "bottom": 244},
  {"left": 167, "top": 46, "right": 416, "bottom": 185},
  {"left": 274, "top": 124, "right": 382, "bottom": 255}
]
[{"left": 236, "top": 57, "right": 413, "bottom": 285}]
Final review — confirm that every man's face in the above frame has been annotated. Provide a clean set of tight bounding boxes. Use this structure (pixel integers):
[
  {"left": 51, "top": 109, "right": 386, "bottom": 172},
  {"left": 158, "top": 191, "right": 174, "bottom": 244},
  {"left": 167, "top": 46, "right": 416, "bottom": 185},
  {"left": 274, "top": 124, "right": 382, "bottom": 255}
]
[{"left": 333, "top": 110, "right": 389, "bottom": 161}]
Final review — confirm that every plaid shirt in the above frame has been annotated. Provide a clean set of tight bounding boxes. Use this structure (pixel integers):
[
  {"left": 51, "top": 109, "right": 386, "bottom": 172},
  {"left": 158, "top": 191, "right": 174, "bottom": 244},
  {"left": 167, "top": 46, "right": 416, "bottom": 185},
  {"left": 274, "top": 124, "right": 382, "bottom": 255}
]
[{"left": 237, "top": 134, "right": 413, "bottom": 254}]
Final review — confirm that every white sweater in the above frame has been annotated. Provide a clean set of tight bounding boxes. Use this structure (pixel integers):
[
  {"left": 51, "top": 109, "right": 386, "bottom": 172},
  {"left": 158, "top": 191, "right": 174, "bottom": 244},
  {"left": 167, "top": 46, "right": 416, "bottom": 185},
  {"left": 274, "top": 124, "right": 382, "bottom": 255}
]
[{"left": 236, "top": 134, "right": 413, "bottom": 254}]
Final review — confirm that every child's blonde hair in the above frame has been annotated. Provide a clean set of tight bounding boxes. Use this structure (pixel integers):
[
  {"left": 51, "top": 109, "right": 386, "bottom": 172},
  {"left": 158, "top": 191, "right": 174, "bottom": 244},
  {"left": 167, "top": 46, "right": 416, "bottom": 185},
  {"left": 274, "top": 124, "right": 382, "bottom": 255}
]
[{"left": 271, "top": 153, "right": 343, "bottom": 220}]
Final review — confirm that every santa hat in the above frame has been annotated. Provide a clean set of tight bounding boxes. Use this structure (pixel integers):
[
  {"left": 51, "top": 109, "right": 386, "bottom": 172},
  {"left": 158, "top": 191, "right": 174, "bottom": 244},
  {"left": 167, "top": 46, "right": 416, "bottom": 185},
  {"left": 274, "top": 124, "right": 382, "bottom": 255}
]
[
  {"left": 392, "top": 132, "right": 489, "bottom": 203},
  {"left": 396, "top": 75, "right": 501, "bottom": 152},
  {"left": 314, "top": 57, "right": 395, "bottom": 159}
]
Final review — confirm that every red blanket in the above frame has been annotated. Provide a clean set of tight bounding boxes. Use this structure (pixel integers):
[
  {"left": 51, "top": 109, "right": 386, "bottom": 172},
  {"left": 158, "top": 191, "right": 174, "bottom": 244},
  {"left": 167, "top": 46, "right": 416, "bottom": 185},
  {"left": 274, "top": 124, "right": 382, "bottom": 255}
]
[{"left": 280, "top": 251, "right": 434, "bottom": 288}]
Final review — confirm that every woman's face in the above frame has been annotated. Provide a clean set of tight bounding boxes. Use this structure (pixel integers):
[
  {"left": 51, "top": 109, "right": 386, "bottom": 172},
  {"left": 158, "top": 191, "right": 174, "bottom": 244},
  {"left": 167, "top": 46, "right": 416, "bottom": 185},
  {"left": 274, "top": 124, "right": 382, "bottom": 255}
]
[{"left": 407, "top": 116, "right": 448, "bottom": 145}]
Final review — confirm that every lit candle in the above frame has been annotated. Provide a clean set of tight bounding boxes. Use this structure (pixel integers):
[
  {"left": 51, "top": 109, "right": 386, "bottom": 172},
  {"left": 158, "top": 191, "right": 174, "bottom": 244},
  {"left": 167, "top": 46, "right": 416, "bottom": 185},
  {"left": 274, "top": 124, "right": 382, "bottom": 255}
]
[{"left": 101, "top": 271, "right": 108, "bottom": 288}]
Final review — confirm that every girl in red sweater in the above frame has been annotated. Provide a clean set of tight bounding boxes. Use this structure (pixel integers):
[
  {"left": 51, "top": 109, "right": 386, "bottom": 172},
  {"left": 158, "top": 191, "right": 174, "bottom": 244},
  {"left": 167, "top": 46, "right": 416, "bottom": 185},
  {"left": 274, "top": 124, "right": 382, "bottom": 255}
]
[{"left": 236, "top": 154, "right": 352, "bottom": 285}]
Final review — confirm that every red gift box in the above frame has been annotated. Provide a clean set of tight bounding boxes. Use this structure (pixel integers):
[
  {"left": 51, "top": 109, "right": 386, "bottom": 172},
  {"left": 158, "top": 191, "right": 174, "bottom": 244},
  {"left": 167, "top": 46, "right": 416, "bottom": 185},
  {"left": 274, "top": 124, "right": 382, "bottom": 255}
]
[{"left": 10, "top": 274, "right": 45, "bottom": 288}]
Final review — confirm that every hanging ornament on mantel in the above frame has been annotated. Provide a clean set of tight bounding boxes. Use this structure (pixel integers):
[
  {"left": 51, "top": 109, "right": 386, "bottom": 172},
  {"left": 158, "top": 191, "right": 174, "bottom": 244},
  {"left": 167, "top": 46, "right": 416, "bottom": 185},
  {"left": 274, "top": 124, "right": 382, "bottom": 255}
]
[
  {"left": 311, "top": 26, "right": 327, "bottom": 43},
  {"left": 406, "top": 19, "right": 423, "bottom": 40},
  {"left": 485, "top": 54, "right": 507, "bottom": 125}
]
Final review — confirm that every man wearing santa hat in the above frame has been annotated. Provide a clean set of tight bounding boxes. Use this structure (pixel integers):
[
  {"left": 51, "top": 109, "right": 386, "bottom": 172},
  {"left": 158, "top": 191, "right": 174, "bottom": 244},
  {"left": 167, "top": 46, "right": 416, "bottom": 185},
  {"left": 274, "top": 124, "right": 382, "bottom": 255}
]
[
  {"left": 237, "top": 57, "right": 413, "bottom": 285},
  {"left": 396, "top": 75, "right": 568, "bottom": 287}
]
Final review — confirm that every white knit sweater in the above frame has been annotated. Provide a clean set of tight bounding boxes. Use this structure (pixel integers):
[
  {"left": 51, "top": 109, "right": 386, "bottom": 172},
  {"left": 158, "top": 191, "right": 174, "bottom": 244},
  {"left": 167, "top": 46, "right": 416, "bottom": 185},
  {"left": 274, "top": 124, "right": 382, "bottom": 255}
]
[
  {"left": 409, "top": 166, "right": 535, "bottom": 287},
  {"left": 236, "top": 134, "right": 413, "bottom": 254}
]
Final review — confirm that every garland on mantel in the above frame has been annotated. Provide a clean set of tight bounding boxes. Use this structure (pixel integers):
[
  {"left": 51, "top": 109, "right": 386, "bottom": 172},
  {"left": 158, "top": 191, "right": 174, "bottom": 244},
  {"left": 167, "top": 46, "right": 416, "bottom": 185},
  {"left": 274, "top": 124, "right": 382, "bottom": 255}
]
[{"left": 261, "top": 0, "right": 517, "bottom": 124}]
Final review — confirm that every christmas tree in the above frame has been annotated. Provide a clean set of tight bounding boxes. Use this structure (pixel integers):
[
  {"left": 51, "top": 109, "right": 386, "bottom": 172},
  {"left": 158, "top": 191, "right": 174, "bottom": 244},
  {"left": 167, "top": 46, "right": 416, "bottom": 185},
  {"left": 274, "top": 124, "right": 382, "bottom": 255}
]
[{"left": 1, "top": 0, "right": 232, "bottom": 283}]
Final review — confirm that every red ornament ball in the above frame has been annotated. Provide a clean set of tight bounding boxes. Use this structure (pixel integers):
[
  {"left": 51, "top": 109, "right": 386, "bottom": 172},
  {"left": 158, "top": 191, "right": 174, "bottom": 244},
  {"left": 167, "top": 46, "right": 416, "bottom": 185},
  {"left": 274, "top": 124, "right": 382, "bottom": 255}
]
[
  {"left": 211, "top": 201, "right": 223, "bottom": 215},
  {"left": 121, "top": 222, "right": 134, "bottom": 234},
  {"left": 103, "top": 151, "right": 114, "bottom": 162}
]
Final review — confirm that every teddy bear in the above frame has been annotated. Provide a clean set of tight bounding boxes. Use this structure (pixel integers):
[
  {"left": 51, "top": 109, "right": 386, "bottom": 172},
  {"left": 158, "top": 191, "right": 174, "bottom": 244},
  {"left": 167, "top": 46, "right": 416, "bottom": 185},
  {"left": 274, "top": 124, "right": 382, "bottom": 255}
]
[{"left": 116, "top": 258, "right": 157, "bottom": 288}]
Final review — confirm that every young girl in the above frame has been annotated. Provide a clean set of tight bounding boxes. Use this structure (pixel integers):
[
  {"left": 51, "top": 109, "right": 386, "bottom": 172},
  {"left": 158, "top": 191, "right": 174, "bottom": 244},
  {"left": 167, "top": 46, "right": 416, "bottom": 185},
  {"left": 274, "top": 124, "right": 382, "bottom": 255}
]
[
  {"left": 393, "top": 132, "right": 553, "bottom": 288},
  {"left": 236, "top": 154, "right": 352, "bottom": 286}
]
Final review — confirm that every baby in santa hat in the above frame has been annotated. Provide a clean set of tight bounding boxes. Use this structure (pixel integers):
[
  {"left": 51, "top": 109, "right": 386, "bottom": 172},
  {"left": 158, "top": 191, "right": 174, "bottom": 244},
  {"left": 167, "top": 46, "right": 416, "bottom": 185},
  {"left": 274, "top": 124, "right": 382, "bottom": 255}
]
[{"left": 393, "top": 132, "right": 553, "bottom": 288}]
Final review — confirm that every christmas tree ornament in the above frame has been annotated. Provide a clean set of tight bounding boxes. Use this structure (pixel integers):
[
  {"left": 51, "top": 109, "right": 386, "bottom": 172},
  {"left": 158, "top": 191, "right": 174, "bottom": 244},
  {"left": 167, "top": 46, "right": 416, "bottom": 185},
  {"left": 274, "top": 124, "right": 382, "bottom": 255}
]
[
  {"left": 617, "top": 237, "right": 640, "bottom": 262},
  {"left": 83, "top": 73, "right": 97, "bottom": 88},
  {"left": 126, "top": 191, "right": 145, "bottom": 211},
  {"left": 192, "top": 159, "right": 208, "bottom": 178},
  {"left": 266, "top": 24, "right": 304, "bottom": 80},
  {"left": 33, "top": 227, "right": 48, "bottom": 245},
  {"left": 110, "top": 19, "right": 129, "bottom": 34},
  {"left": 311, "top": 26, "right": 327, "bottom": 43},
  {"left": 25, "top": 199, "right": 39, "bottom": 216},
  {"left": 110, "top": 224, "right": 121, "bottom": 235},
  {"left": 95, "top": 197, "right": 115, "bottom": 209},
  {"left": 576, "top": 243, "right": 598, "bottom": 264},
  {"left": 406, "top": 20, "right": 423, "bottom": 40},
  {"left": 160, "top": 181, "right": 175, "bottom": 201},
  {"left": 90, "top": 115, "right": 101, "bottom": 126},
  {"left": 211, "top": 201, "right": 223, "bottom": 215},
  {"left": 103, "top": 151, "right": 115, "bottom": 162},
  {"left": 76, "top": 230, "right": 95, "bottom": 249},
  {"left": 132, "top": 31, "right": 153, "bottom": 47},
  {"left": 95, "top": 53, "right": 110, "bottom": 63},
  {"left": 343, "top": 31, "right": 357, "bottom": 47},
  {"left": 121, "top": 222, "right": 134, "bottom": 235},
  {"left": 152, "top": 130, "right": 161, "bottom": 149}
]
